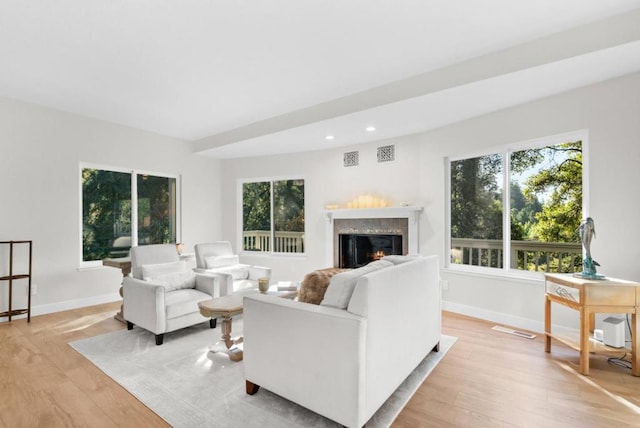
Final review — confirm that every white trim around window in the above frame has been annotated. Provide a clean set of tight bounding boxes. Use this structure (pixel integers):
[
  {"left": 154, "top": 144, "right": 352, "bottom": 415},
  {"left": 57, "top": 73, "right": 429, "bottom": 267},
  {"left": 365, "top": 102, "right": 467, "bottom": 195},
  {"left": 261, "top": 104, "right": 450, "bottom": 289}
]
[
  {"left": 78, "top": 162, "right": 181, "bottom": 269},
  {"left": 237, "top": 175, "right": 306, "bottom": 257},
  {"left": 444, "top": 129, "right": 589, "bottom": 280}
]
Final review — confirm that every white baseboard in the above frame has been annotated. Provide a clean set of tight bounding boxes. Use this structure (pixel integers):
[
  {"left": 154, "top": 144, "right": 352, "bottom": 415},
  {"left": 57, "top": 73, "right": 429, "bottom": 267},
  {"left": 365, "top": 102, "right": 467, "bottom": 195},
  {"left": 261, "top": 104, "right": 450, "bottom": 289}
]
[
  {"left": 442, "top": 300, "right": 578, "bottom": 337},
  {"left": 0, "top": 293, "right": 121, "bottom": 323}
]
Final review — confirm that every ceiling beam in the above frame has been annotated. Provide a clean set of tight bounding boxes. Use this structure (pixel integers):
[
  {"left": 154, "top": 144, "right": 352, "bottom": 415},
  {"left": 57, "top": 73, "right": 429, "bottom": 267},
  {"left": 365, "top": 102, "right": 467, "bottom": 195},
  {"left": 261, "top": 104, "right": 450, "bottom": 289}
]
[{"left": 193, "top": 9, "right": 640, "bottom": 154}]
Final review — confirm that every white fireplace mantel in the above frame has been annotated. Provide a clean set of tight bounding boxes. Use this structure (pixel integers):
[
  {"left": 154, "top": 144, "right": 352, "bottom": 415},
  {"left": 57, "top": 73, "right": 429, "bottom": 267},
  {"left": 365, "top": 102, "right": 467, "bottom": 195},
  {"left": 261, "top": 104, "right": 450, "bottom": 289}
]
[
  {"left": 324, "top": 206, "right": 423, "bottom": 266},
  {"left": 323, "top": 206, "right": 423, "bottom": 223}
]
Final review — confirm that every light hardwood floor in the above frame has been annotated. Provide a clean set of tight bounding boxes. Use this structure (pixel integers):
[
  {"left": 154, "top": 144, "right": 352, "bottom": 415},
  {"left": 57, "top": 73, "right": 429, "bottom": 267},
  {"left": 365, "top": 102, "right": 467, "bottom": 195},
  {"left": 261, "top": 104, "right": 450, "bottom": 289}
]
[{"left": 1, "top": 302, "right": 638, "bottom": 427}]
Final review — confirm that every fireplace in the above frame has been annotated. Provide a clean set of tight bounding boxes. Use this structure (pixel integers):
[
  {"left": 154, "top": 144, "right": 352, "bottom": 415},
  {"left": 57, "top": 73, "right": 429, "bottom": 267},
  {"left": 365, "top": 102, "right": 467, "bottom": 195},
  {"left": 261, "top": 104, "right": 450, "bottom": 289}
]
[
  {"left": 331, "top": 216, "right": 411, "bottom": 268},
  {"left": 339, "top": 233, "right": 402, "bottom": 268},
  {"left": 324, "top": 206, "right": 423, "bottom": 268}
]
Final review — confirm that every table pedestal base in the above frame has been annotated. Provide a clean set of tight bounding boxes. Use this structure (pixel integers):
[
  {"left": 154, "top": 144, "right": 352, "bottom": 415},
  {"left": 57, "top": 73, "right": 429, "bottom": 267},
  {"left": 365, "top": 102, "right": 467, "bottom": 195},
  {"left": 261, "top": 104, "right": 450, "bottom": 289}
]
[{"left": 208, "top": 317, "right": 244, "bottom": 362}]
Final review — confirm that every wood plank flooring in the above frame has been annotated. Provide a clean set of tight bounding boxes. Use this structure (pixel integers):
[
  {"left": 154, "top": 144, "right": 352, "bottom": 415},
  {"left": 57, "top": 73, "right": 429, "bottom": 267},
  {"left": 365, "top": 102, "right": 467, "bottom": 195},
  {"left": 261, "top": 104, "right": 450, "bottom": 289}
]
[
  {"left": 395, "top": 312, "right": 640, "bottom": 428},
  {"left": 1, "top": 303, "right": 638, "bottom": 427}
]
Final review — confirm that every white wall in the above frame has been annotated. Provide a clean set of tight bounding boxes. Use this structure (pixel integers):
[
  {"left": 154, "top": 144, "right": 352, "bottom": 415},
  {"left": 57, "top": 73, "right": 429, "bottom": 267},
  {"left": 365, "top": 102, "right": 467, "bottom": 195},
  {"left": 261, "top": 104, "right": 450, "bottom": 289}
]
[
  {"left": 419, "top": 72, "right": 640, "bottom": 333},
  {"left": 220, "top": 71, "right": 640, "bottom": 333},
  {"left": 0, "top": 97, "right": 222, "bottom": 318},
  {"left": 4, "top": 71, "right": 638, "bottom": 331},
  {"left": 220, "top": 137, "right": 423, "bottom": 281}
]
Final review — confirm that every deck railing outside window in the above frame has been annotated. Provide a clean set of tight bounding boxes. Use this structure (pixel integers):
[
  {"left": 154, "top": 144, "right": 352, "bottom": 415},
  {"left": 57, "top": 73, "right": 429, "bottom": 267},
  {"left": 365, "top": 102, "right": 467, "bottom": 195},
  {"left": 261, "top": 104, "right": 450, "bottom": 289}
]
[
  {"left": 243, "top": 231, "right": 305, "bottom": 253},
  {"left": 451, "top": 238, "right": 582, "bottom": 273}
]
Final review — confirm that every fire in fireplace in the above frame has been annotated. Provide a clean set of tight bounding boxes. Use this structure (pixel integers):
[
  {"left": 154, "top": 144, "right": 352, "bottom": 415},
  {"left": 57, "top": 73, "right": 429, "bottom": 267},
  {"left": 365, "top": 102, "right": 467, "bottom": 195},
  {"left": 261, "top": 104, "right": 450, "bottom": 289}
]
[{"left": 339, "top": 234, "right": 403, "bottom": 268}]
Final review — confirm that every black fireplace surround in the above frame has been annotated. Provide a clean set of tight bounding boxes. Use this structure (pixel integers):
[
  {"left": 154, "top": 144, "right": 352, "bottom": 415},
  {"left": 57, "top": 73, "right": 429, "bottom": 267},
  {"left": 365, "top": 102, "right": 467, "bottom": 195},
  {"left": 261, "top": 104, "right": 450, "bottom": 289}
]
[{"left": 339, "top": 234, "right": 403, "bottom": 268}]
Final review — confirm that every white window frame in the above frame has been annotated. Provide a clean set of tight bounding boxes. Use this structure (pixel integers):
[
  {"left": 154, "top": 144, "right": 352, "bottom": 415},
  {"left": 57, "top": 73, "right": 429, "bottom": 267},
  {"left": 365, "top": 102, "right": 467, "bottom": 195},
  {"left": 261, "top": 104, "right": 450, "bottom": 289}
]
[
  {"left": 445, "top": 129, "right": 589, "bottom": 280},
  {"left": 79, "top": 162, "right": 181, "bottom": 269},
  {"left": 237, "top": 176, "right": 306, "bottom": 257}
]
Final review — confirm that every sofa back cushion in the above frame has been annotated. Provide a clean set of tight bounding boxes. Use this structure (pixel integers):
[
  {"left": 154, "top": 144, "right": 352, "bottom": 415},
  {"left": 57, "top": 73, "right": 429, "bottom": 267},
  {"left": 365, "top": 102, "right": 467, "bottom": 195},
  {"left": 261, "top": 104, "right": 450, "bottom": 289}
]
[
  {"left": 320, "top": 260, "right": 393, "bottom": 309},
  {"left": 299, "top": 268, "right": 349, "bottom": 304},
  {"left": 381, "top": 254, "right": 419, "bottom": 265}
]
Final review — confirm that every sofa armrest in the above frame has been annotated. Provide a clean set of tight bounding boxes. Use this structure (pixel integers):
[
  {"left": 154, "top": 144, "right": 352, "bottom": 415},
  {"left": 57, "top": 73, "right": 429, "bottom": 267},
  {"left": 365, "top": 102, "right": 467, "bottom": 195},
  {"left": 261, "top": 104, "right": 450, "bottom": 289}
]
[
  {"left": 346, "top": 255, "right": 441, "bottom": 420},
  {"left": 122, "top": 276, "right": 166, "bottom": 333},
  {"left": 243, "top": 295, "right": 366, "bottom": 427}
]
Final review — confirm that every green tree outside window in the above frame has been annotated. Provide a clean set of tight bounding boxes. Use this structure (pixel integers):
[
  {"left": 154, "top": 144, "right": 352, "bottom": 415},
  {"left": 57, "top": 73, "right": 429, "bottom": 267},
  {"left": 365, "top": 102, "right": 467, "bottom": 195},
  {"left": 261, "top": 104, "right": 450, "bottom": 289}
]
[
  {"left": 82, "top": 168, "right": 176, "bottom": 262},
  {"left": 450, "top": 140, "right": 583, "bottom": 272},
  {"left": 243, "top": 179, "right": 304, "bottom": 253}
]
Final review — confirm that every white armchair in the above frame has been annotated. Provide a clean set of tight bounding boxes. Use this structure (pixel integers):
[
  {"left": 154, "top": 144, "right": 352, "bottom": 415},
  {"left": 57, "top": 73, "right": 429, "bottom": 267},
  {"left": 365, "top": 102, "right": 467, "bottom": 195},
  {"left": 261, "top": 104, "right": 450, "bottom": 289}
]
[
  {"left": 194, "top": 241, "right": 271, "bottom": 295},
  {"left": 122, "top": 244, "right": 222, "bottom": 345}
]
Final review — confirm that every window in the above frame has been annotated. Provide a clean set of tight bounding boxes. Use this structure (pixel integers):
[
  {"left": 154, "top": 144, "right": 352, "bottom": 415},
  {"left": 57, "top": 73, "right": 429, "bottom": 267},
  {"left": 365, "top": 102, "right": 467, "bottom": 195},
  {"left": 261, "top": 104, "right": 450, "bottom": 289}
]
[
  {"left": 81, "top": 166, "right": 178, "bottom": 265},
  {"left": 242, "top": 179, "right": 305, "bottom": 254},
  {"left": 447, "top": 132, "right": 585, "bottom": 275},
  {"left": 137, "top": 174, "right": 178, "bottom": 245}
]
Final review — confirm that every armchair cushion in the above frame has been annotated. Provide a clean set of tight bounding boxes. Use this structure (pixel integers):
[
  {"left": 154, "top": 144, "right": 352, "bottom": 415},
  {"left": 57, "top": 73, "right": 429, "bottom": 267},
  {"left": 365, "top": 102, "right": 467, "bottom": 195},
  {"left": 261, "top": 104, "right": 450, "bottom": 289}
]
[
  {"left": 214, "top": 265, "right": 250, "bottom": 280},
  {"left": 205, "top": 255, "right": 240, "bottom": 269},
  {"left": 148, "top": 271, "right": 197, "bottom": 291},
  {"left": 165, "top": 288, "right": 212, "bottom": 319},
  {"left": 140, "top": 260, "right": 195, "bottom": 291},
  {"left": 194, "top": 241, "right": 234, "bottom": 269},
  {"left": 141, "top": 260, "right": 187, "bottom": 279}
]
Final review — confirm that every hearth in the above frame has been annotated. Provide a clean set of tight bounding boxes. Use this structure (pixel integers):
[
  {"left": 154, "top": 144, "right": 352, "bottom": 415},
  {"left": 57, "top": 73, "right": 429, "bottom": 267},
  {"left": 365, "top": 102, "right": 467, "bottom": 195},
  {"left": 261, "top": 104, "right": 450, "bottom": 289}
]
[{"left": 339, "top": 233, "right": 402, "bottom": 268}]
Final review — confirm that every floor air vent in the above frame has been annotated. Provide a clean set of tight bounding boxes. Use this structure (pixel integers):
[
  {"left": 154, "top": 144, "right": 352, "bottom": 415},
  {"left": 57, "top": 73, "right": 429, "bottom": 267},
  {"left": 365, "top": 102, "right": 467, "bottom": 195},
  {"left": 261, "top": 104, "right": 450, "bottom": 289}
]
[{"left": 492, "top": 325, "right": 536, "bottom": 339}]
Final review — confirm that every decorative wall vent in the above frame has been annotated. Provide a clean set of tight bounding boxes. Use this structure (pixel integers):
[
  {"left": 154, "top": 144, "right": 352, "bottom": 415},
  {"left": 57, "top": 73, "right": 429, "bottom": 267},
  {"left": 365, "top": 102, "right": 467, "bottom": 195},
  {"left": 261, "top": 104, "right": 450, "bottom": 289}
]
[
  {"left": 343, "top": 151, "right": 359, "bottom": 167},
  {"left": 377, "top": 144, "right": 395, "bottom": 162}
]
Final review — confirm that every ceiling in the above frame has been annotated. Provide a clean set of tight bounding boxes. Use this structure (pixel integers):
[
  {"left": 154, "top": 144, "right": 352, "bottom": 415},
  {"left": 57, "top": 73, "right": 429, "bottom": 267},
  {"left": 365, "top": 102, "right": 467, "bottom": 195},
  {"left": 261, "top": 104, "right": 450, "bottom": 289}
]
[{"left": 2, "top": 1, "right": 640, "bottom": 159}]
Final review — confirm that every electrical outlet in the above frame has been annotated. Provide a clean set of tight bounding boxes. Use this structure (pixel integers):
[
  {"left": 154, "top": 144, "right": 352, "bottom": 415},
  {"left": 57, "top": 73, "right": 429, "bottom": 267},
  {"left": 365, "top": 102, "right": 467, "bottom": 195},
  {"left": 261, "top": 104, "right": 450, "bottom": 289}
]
[
  {"left": 441, "top": 279, "right": 449, "bottom": 291},
  {"left": 31, "top": 283, "right": 37, "bottom": 295}
]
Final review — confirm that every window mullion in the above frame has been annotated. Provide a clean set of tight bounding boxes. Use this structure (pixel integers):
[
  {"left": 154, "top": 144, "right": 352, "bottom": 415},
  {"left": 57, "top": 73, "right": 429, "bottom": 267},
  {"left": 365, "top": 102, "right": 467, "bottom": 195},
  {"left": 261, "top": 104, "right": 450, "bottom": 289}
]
[
  {"left": 270, "top": 181, "right": 275, "bottom": 253},
  {"left": 503, "top": 152, "right": 511, "bottom": 271},
  {"left": 131, "top": 172, "right": 138, "bottom": 247}
]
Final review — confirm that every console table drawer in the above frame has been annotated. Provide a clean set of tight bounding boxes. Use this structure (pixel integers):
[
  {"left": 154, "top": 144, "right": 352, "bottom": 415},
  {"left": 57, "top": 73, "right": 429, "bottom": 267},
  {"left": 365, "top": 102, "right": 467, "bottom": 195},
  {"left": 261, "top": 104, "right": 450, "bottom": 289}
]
[
  {"left": 583, "top": 285, "right": 636, "bottom": 306},
  {"left": 545, "top": 281, "right": 580, "bottom": 303},
  {"left": 546, "top": 278, "right": 638, "bottom": 307}
]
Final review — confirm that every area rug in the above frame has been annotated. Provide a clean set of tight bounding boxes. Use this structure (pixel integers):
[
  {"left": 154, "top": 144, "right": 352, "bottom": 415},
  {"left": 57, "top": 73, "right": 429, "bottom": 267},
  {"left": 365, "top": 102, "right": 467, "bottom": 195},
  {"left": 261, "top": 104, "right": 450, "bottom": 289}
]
[{"left": 70, "top": 319, "right": 456, "bottom": 427}]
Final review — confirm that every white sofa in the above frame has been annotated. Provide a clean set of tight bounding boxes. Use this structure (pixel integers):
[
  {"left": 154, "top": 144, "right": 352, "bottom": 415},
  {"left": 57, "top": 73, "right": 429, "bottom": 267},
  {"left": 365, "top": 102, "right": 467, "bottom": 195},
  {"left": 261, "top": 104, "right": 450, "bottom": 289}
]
[{"left": 243, "top": 255, "right": 441, "bottom": 428}]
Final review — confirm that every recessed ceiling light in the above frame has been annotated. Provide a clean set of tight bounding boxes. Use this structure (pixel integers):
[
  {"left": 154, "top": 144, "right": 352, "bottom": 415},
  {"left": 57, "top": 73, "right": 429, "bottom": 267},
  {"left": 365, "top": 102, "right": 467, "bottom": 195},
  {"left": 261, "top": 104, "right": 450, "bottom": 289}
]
[
  {"left": 325, "top": 135, "right": 335, "bottom": 140},
  {"left": 366, "top": 126, "right": 376, "bottom": 132}
]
